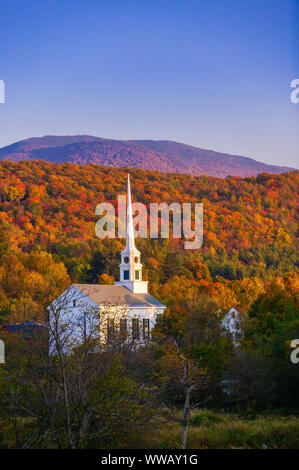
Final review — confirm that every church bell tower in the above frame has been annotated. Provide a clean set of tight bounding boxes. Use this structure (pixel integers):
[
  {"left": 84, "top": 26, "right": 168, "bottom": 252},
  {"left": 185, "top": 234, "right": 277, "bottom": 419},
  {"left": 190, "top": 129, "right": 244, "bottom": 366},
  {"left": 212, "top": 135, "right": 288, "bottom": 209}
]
[{"left": 115, "top": 174, "right": 148, "bottom": 294}]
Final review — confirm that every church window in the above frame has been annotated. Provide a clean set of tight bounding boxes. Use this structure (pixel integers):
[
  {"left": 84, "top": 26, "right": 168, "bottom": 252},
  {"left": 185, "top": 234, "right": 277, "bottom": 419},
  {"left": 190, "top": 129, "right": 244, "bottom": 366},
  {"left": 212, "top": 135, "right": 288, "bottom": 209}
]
[
  {"left": 132, "top": 319, "right": 139, "bottom": 340},
  {"left": 135, "top": 270, "right": 140, "bottom": 280},
  {"left": 107, "top": 318, "right": 115, "bottom": 340},
  {"left": 134, "top": 256, "right": 139, "bottom": 263},
  {"left": 73, "top": 299, "right": 76, "bottom": 307},
  {"left": 120, "top": 318, "right": 127, "bottom": 336},
  {"left": 123, "top": 270, "right": 129, "bottom": 280},
  {"left": 124, "top": 256, "right": 129, "bottom": 264},
  {"left": 143, "top": 319, "right": 150, "bottom": 339}
]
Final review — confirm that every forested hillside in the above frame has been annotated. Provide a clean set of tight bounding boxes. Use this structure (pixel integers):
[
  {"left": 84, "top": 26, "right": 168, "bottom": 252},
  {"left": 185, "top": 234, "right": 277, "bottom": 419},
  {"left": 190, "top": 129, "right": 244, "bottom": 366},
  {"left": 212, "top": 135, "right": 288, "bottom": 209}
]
[{"left": 0, "top": 159, "right": 297, "bottom": 323}]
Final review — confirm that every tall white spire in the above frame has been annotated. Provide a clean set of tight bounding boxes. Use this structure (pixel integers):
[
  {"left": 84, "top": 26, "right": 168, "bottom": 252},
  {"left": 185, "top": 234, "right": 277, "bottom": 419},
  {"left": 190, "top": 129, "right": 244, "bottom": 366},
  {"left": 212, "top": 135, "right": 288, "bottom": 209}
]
[
  {"left": 124, "top": 174, "right": 139, "bottom": 254},
  {"left": 115, "top": 174, "right": 148, "bottom": 294}
]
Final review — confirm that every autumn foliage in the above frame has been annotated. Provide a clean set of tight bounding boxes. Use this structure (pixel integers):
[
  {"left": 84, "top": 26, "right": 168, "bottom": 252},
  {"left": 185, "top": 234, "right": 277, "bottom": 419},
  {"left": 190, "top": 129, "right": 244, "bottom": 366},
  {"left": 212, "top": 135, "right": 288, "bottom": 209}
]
[{"left": 0, "top": 160, "right": 297, "bottom": 324}]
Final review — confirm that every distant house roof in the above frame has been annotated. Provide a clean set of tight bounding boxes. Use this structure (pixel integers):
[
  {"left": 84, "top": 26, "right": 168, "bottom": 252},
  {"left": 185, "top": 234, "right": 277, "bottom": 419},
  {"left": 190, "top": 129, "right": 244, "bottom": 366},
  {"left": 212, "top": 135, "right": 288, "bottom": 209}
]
[
  {"left": 73, "top": 284, "right": 166, "bottom": 308},
  {"left": 1, "top": 322, "right": 47, "bottom": 338}
]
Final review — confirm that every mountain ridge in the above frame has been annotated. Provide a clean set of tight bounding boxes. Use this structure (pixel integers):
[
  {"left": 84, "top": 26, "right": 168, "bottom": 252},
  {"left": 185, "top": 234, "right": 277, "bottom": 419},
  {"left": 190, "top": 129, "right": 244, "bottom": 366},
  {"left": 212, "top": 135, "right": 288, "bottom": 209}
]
[{"left": 0, "top": 135, "right": 294, "bottom": 178}]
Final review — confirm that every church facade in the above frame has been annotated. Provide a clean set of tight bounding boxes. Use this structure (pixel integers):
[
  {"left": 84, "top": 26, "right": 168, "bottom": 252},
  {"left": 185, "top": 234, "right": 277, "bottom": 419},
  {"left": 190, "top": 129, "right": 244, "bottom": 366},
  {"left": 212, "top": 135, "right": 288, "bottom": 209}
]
[{"left": 48, "top": 175, "right": 166, "bottom": 347}]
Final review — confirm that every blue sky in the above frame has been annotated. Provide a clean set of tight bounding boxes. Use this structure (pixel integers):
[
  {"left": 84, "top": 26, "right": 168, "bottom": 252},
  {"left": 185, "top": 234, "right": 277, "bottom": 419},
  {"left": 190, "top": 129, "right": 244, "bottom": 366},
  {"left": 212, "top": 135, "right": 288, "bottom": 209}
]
[{"left": 0, "top": 0, "right": 298, "bottom": 167}]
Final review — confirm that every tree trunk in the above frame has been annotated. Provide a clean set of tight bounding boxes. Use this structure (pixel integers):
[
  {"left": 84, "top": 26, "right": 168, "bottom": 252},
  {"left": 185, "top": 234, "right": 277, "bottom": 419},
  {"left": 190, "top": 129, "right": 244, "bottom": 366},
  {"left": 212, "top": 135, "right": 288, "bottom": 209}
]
[
  {"left": 61, "top": 366, "right": 74, "bottom": 448},
  {"left": 181, "top": 384, "right": 190, "bottom": 449}
]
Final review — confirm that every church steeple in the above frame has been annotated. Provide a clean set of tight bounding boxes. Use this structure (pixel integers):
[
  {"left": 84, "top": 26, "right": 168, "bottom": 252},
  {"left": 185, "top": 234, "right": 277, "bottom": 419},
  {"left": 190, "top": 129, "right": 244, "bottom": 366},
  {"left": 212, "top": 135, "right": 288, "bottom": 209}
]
[
  {"left": 115, "top": 174, "right": 148, "bottom": 294},
  {"left": 124, "top": 173, "right": 138, "bottom": 254}
]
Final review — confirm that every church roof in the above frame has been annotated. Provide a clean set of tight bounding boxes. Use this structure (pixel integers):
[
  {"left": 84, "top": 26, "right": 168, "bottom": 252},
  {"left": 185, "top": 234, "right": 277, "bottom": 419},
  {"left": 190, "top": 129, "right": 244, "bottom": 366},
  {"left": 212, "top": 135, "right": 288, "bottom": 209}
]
[{"left": 73, "top": 284, "right": 165, "bottom": 308}]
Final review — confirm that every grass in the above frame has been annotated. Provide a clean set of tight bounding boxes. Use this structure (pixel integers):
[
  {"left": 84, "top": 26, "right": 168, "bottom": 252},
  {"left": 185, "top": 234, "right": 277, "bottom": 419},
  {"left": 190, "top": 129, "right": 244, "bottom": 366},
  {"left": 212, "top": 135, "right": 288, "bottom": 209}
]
[
  {"left": 132, "top": 409, "right": 299, "bottom": 449},
  {"left": 1, "top": 409, "right": 299, "bottom": 449}
]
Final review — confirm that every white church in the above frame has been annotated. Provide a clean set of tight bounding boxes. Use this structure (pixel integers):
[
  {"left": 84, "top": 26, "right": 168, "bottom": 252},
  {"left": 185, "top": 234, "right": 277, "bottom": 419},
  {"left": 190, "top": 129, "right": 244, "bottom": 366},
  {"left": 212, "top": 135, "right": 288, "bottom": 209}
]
[{"left": 49, "top": 175, "right": 166, "bottom": 348}]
